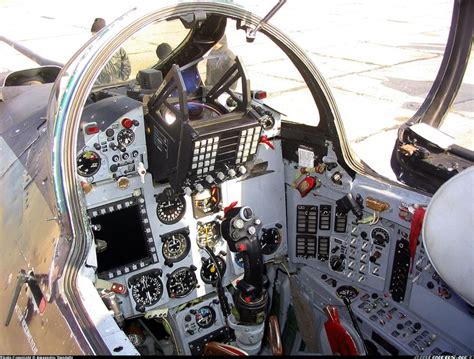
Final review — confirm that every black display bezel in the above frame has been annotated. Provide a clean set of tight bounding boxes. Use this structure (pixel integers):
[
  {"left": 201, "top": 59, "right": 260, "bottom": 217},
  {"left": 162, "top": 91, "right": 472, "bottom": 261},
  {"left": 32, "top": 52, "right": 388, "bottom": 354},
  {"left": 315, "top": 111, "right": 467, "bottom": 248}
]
[{"left": 89, "top": 192, "right": 158, "bottom": 279}]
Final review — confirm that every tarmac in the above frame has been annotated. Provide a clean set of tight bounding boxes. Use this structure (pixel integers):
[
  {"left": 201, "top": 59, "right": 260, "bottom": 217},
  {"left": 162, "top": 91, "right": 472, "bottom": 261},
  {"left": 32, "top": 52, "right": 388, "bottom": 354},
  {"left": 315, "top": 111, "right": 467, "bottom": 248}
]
[{"left": 0, "top": 0, "right": 472, "bottom": 180}]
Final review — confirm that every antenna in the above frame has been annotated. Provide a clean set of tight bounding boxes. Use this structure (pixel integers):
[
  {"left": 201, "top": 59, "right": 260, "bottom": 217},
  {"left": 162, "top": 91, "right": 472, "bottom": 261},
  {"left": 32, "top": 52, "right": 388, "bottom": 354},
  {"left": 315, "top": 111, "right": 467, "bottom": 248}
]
[{"left": 246, "top": 0, "right": 287, "bottom": 42}]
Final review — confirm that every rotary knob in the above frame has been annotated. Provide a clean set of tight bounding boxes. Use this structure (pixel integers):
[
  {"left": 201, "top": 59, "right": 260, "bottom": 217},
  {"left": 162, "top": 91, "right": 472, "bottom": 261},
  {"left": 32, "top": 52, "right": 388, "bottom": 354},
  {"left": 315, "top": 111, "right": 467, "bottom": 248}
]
[
  {"left": 228, "top": 169, "right": 236, "bottom": 177},
  {"left": 330, "top": 255, "right": 344, "bottom": 272},
  {"left": 217, "top": 172, "right": 225, "bottom": 180},
  {"left": 205, "top": 175, "right": 214, "bottom": 183},
  {"left": 194, "top": 183, "right": 204, "bottom": 192}
]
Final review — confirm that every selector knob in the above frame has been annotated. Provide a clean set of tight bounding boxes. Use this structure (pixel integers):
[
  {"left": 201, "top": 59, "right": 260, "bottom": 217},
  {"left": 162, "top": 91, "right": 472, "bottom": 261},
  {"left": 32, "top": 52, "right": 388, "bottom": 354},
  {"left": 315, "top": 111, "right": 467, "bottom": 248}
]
[
  {"left": 330, "top": 256, "right": 344, "bottom": 272},
  {"left": 184, "top": 187, "right": 193, "bottom": 196},
  {"left": 238, "top": 166, "right": 247, "bottom": 175},
  {"left": 228, "top": 169, "right": 236, "bottom": 177},
  {"left": 370, "top": 251, "right": 382, "bottom": 263},
  {"left": 105, "top": 128, "right": 115, "bottom": 137},
  {"left": 194, "top": 183, "right": 204, "bottom": 193},
  {"left": 205, "top": 175, "right": 214, "bottom": 183},
  {"left": 217, "top": 172, "right": 225, "bottom": 180},
  {"left": 109, "top": 143, "right": 118, "bottom": 151}
]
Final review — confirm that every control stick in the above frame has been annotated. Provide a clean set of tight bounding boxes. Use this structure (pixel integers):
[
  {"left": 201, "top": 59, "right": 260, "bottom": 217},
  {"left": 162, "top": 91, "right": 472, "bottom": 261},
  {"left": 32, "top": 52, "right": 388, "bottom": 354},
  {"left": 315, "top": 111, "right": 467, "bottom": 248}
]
[{"left": 220, "top": 206, "right": 268, "bottom": 354}]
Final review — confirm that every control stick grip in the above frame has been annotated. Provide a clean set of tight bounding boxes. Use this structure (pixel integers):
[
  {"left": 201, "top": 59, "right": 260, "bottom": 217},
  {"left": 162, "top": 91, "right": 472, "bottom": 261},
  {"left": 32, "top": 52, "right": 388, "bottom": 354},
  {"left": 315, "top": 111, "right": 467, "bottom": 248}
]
[{"left": 238, "top": 237, "right": 264, "bottom": 298}]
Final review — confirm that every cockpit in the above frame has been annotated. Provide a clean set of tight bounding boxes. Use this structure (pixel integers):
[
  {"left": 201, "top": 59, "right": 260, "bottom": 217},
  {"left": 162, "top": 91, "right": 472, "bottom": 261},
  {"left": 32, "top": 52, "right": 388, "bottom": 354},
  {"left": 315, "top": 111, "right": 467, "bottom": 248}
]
[{"left": 70, "top": 7, "right": 474, "bottom": 356}]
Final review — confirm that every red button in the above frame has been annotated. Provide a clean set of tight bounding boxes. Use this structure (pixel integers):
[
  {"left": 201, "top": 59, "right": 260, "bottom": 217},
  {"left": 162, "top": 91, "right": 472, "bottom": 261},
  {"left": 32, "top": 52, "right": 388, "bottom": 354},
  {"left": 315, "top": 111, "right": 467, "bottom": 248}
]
[
  {"left": 238, "top": 244, "right": 247, "bottom": 252},
  {"left": 85, "top": 125, "right": 100, "bottom": 135},
  {"left": 122, "top": 118, "right": 133, "bottom": 129}
]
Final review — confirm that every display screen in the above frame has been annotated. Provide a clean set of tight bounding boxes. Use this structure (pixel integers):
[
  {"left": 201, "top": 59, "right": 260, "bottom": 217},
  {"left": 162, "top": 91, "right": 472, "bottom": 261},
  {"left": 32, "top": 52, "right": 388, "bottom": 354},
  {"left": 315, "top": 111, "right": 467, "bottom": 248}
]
[{"left": 92, "top": 204, "right": 151, "bottom": 274}]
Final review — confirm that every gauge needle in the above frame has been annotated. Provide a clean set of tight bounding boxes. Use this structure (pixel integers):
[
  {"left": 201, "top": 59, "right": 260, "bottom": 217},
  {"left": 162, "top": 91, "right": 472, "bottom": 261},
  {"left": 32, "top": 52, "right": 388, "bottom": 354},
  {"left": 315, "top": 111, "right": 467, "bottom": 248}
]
[{"left": 147, "top": 292, "right": 152, "bottom": 301}]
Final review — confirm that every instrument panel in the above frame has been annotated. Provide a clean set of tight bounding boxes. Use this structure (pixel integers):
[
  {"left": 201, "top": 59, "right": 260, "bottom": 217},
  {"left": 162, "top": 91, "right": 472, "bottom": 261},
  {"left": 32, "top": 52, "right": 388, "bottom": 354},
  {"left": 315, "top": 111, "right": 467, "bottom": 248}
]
[
  {"left": 77, "top": 89, "right": 474, "bottom": 356},
  {"left": 77, "top": 96, "right": 148, "bottom": 185},
  {"left": 78, "top": 92, "right": 287, "bottom": 320},
  {"left": 285, "top": 144, "right": 474, "bottom": 355}
]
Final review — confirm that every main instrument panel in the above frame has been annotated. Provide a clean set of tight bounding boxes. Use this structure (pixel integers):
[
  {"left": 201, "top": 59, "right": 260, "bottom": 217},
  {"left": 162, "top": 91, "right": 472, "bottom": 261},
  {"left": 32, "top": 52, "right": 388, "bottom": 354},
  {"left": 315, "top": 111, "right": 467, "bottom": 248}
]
[{"left": 77, "top": 86, "right": 287, "bottom": 323}]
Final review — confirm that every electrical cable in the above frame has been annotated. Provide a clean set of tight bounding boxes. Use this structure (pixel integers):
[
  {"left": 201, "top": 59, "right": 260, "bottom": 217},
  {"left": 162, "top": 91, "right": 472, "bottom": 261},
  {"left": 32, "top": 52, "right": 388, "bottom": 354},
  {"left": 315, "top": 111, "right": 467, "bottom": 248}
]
[
  {"left": 341, "top": 297, "right": 369, "bottom": 355},
  {"left": 160, "top": 317, "right": 180, "bottom": 355},
  {"left": 203, "top": 245, "right": 232, "bottom": 340}
]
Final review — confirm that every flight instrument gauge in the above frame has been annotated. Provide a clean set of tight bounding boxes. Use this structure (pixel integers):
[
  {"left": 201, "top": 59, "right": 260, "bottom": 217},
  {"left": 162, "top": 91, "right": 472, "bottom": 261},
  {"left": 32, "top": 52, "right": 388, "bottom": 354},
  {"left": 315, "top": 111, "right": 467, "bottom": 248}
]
[
  {"left": 156, "top": 190, "right": 186, "bottom": 225},
  {"left": 166, "top": 267, "right": 197, "bottom": 298},
  {"left": 201, "top": 256, "right": 226, "bottom": 284},
  {"left": 196, "top": 221, "right": 220, "bottom": 249},
  {"left": 161, "top": 229, "right": 191, "bottom": 266},
  {"left": 129, "top": 270, "right": 163, "bottom": 312},
  {"left": 77, "top": 150, "right": 101, "bottom": 177},
  {"left": 259, "top": 227, "right": 282, "bottom": 255},
  {"left": 117, "top": 128, "right": 135, "bottom": 147},
  {"left": 195, "top": 306, "right": 216, "bottom": 329}
]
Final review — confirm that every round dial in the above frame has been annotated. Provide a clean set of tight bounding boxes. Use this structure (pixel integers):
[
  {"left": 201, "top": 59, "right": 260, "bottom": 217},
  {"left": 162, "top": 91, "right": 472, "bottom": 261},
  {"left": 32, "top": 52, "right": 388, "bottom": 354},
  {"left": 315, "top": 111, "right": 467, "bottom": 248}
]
[
  {"left": 197, "top": 222, "right": 220, "bottom": 249},
  {"left": 77, "top": 150, "right": 101, "bottom": 177},
  {"left": 259, "top": 227, "right": 282, "bottom": 255},
  {"left": 166, "top": 267, "right": 197, "bottom": 298},
  {"left": 162, "top": 232, "right": 190, "bottom": 264},
  {"left": 201, "top": 256, "right": 226, "bottom": 284},
  {"left": 117, "top": 128, "right": 135, "bottom": 147},
  {"left": 195, "top": 306, "right": 216, "bottom": 329},
  {"left": 129, "top": 270, "right": 163, "bottom": 310},
  {"left": 234, "top": 252, "right": 245, "bottom": 268},
  {"left": 336, "top": 285, "right": 359, "bottom": 301},
  {"left": 371, "top": 227, "right": 390, "bottom": 245},
  {"left": 156, "top": 195, "right": 186, "bottom": 225}
]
